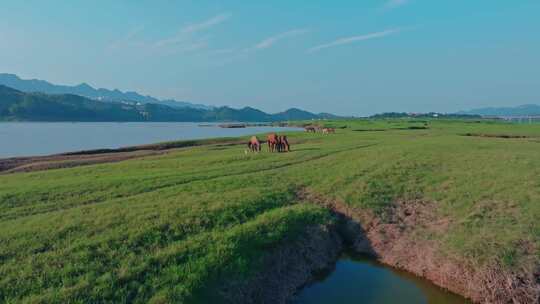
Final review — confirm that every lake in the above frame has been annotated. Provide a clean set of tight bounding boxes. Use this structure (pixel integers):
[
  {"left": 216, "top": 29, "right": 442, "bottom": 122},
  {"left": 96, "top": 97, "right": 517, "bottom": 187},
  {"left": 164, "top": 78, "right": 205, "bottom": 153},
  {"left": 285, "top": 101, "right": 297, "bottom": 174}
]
[
  {"left": 292, "top": 252, "right": 469, "bottom": 304},
  {"left": 0, "top": 122, "right": 301, "bottom": 158}
]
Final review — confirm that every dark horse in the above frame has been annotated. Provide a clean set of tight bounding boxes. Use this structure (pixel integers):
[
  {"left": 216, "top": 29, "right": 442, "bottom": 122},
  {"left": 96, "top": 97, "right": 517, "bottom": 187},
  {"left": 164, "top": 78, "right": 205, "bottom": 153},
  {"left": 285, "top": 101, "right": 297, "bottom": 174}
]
[
  {"left": 247, "top": 136, "right": 261, "bottom": 152},
  {"left": 277, "top": 135, "right": 290, "bottom": 152}
]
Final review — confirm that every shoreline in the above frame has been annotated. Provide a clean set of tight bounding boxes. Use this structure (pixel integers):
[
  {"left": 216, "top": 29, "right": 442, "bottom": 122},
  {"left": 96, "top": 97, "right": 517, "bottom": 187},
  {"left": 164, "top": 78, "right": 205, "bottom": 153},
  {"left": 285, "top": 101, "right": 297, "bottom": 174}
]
[
  {"left": 0, "top": 122, "right": 302, "bottom": 162},
  {"left": 0, "top": 137, "right": 246, "bottom": 174}
]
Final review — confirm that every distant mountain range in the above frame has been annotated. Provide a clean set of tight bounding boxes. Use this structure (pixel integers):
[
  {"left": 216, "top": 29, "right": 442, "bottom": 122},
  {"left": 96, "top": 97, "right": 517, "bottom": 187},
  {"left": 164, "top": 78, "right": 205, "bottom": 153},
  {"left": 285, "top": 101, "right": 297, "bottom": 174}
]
[
  {"left": 0, "top": 84, "right": 333, "bottom": 122},
  {"left": 457, "top": 104, "right": 540, "bottom": 116},
  {"left": 0, "top": 73, "right": 211, "bottom": 110}
]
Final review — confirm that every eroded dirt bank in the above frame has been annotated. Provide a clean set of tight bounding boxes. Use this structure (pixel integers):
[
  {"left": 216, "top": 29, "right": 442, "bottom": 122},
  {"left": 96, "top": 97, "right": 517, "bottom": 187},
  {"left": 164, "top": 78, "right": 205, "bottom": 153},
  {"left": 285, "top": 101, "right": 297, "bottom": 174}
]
[
  {"left": 220, "top": 225, "right": 343, "bottom": 304},
  {"left": 224, "top": 191, "right": 539, "bottom": 303},
  {"left": 300, "top": 190, "right": 540, "bottom": 304},
  {"left": 356, "top": 202, "right": 538, "bottom": 303}
]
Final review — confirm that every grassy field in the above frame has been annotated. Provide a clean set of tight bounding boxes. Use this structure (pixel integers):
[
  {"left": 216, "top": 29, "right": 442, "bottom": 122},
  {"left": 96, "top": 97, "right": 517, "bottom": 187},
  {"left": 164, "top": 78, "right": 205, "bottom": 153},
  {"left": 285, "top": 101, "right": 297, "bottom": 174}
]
[{"left": 1, "top": 119, "right": 539, "bottom": 303}]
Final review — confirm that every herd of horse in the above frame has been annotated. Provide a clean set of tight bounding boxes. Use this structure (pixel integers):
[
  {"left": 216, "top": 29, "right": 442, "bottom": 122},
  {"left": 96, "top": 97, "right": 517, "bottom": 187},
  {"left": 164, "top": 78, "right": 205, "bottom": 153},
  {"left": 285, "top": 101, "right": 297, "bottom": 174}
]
[
  {"left": 246, "top": 126, "right": 336, "bottom": 153},
  {"left": 304, "top": 126, "right": 336, "bottom": 134},
  {"left": 247, "top": 133, "right": 289, "bottom": 153}
]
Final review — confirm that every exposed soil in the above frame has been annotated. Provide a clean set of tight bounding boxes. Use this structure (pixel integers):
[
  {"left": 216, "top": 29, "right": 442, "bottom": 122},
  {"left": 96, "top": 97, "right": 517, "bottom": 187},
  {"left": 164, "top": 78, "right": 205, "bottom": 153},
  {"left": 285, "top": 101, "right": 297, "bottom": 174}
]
[
  {"left": 0, "top": 149, "right": 168, "bottom": 174},
  {"left": 0, "top": 138, "right": 246, "bottom": 174},
  {"left": 0, "top": 137, "right": 311, "bottom": 175},
  {"left": 298, "top": 189, "right": 540, "bottom": 304},
  {"left": 361, "top": 201, "right": 538, "bottom": 303},
  {"left": 220, "top": 225, "right": 343, "bottom": 304}
]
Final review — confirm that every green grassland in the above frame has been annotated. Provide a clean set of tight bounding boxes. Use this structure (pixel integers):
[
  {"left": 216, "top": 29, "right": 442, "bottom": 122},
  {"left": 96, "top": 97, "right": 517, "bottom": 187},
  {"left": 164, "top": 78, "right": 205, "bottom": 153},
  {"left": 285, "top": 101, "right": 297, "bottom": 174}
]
[{"left": 1, "top": 119, "right": 539, "bottom": 303}]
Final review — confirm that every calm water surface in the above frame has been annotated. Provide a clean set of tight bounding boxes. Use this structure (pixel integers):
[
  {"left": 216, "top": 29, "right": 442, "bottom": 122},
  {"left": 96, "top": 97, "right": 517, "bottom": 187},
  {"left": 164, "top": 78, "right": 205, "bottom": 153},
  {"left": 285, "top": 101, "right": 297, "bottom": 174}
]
[
  {"left": 292, "top": 252, "right": 469, "bottom": 304},
  {"left": 0, "top": 122, "right": 301, "bottom": 158}
]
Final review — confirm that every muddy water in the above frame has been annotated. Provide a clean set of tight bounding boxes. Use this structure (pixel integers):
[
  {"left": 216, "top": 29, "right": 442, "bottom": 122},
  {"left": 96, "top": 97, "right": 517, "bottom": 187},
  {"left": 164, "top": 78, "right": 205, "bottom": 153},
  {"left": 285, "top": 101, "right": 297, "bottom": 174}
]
[{"left": 292, "top": 251, "right": 469, "bottom": 304}]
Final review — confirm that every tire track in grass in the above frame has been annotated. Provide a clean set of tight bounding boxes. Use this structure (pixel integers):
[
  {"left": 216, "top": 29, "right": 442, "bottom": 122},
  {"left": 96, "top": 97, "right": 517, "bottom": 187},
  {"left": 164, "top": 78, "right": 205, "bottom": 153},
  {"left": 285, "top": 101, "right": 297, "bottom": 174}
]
[{"left": 2, "top": 144, "right": 378, "bottom": 221}]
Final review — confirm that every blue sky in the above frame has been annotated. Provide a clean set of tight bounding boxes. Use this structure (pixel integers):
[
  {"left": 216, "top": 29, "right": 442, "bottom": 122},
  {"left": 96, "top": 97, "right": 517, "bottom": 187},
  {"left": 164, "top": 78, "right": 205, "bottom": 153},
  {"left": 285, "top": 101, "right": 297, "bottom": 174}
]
[{"left": 1, "top": 1, "right": 539, "bottom": 115}]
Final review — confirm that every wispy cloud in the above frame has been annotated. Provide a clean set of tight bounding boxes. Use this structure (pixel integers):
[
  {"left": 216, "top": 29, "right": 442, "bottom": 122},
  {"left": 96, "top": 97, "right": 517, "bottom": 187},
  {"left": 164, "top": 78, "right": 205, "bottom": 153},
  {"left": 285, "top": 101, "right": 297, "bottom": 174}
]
[
  {"left": 181, "top": 13, "right": 231, "bottom": 34},
  {"left": 154, "top": 13, "right": 231, "bottom": 49},
  {"left": 384, "top": 0, "right": 409, "bottom": 9},
  {"left": 107, "top": 26, "right": 145, "bottom": 50},
  {"left": 252, "top": 29, "right": 309, "bottom": 50},
  {"left": 308, "top": 28, "right": 402, "bottom": 53}
]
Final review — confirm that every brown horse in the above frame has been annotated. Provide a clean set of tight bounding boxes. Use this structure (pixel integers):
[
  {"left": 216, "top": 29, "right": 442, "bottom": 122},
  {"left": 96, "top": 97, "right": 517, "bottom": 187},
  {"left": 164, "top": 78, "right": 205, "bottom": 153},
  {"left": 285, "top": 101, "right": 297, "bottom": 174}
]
[
  {"left": 305, "top": 126, "right": 316, "bottom": 133},
  {"left": 267, "top": 133, "right": 278, "bottom": 152},
  {"left": 278, "top": 135, "right": 290, "bottom": 152},
  {"left": 248, "top": 136, "right": 261, "bottom": 152},
  {"left": 322, "top": 128, "right": 335, "bottom": 134}
]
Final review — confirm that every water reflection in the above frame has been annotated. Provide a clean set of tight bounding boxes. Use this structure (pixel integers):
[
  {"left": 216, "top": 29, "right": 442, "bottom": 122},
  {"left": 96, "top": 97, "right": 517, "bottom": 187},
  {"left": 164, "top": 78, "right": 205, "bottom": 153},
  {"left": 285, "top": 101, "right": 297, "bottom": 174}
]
[{"left": 292, "top": 251, "right": 469, "bottom": 304}]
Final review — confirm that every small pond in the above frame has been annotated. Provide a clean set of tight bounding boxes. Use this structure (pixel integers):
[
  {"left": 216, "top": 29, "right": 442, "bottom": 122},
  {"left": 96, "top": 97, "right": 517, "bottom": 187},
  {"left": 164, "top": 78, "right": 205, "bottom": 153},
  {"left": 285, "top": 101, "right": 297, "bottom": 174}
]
[{"left": 292, "top": 251, "right": 469, "bottom": 304}]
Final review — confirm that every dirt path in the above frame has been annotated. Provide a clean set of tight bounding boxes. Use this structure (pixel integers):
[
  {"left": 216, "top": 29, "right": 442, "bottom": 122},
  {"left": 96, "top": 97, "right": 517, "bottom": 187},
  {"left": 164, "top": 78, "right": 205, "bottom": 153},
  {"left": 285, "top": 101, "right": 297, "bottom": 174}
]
[
  {"left": 0, "top": 138, "right": 246, "bottom": 174},
  {"left": 0, "top": 138, "right": 360, "bottom": 175},
  {"left": 0, "top": 150, "right": 167, "bottom": 174}
]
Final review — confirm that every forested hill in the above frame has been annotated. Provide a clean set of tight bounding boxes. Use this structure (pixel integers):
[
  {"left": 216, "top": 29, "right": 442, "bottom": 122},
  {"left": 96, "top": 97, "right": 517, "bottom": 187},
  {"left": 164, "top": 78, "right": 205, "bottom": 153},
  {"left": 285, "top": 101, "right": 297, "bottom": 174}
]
[
  {"left": 0, "top": 85, "right": 329, "bottom": 122},
  {"left": 0, "top": 73, "right": 210, "bottom": 110}
]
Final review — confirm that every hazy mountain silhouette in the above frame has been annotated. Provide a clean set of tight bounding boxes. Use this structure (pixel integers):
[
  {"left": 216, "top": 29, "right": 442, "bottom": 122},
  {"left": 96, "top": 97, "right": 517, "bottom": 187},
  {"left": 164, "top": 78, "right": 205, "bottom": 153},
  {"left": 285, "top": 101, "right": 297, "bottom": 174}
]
[
  {"left": 0, "top": 85, "right": 333, "bottom": 122},
  {"left": 458, "top": 104, "right": 540, "bottom": 116},
  {"left": 0, "top": 73, "right": 211, "bottom": 110}
]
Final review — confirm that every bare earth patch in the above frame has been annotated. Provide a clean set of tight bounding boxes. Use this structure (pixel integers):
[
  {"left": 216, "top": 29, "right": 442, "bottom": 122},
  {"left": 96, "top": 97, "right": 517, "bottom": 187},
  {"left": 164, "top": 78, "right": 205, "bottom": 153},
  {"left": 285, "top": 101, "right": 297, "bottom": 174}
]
[
  {"left": 0, "top": 138, "right": 246, "bottom": 174},
  {"left": 299, "top": 189, "right": 539, "bottom": 304},
  {"left": 0, "top": 150, "right": 167, "bottom": 174},
  {"left": 220, "top": 225, "right": 343, "bottom": 304}
]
